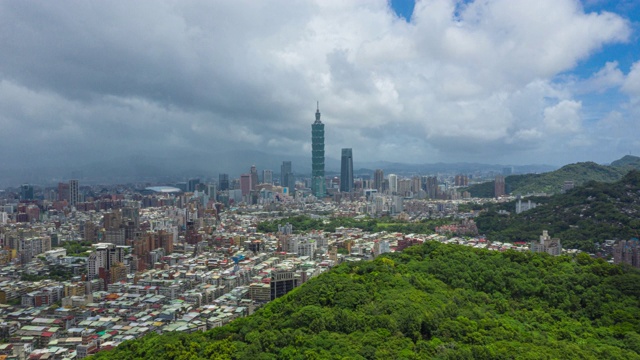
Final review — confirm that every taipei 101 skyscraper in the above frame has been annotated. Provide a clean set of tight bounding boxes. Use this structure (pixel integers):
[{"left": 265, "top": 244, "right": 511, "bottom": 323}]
[{"left": 311, "top": 102, "right": 326, "bottom": 198}]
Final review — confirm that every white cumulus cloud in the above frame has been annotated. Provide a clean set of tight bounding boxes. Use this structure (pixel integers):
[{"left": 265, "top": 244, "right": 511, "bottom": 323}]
[{"left": 543, "top": 100, "right": 583, "bottom": 133}]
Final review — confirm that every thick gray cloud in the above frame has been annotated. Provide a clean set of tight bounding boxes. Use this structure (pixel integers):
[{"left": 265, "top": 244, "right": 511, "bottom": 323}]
[{"left": 0, "top": 0, "right": 638, "bottom": 181}]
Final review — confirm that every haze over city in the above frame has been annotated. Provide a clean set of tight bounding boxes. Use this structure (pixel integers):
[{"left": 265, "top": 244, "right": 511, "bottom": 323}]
[{"left": 1, "top": 0, "right": 639, "bottom": 182}]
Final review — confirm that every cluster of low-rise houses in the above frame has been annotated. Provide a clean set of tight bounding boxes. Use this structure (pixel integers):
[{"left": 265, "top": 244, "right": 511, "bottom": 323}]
[{"left": 0, "top": 243, "right": 336, "bottom": 359}]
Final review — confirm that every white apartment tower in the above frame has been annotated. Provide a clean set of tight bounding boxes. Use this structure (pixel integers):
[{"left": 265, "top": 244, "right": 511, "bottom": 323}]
[{"left": 388, "top": 174, "right": 398, "bottom": 195}]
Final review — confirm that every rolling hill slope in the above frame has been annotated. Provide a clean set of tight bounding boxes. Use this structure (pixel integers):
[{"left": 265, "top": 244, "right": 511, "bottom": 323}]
[
  {"left": 467, "top": 155, "right": 639, "bottom": 197},
  {"left": 476, "top": 170, "right": 640, "bottom": 251},
  {"left": 91, "top": 242, "right": 640, "bottom": 359}
]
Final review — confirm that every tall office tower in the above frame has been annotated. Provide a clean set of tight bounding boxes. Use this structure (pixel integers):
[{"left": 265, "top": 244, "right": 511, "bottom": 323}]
[
  {"left": 421, "top": 176, "right": 429, "bottom": 191},
  {"left": 426, "top": 176, "right": 438, "bottom": 199},
  {"left": 373, "top": 169, "right": 384, "bottom": 192},
  {"left": 206, "top": 183, "right": 217, "bottom": 201},
  {"left": 281, "top": 161, "right": 295, "bottom": 195},
  {"left": 58, "top": 182, "right": 70, "bottom": 202},
  {"left": 69, "top": 179, "right": 79, "bottom": 206},
  {"left": 262, "top": 169, "right": 273, "bottom": 185},
  {"left": 411, "top": 176, "right": 422, "bottom": 194},
  {"left": 219, "top": 174, "right": 229, "bottom": 191},
  {"left": 340, "top": 148, "right": 353, "bottom": 193},
  {"left": 240, "top": 174, "right": 251, "bottom": 196},
  {"left": 388, "top": 174, "right": 398, "bottom": 194},
  {"left": 495, "top": 175, "right": 506, "bottom": 198},
  {"left": 398, "top": 179, "right": 411, "bottom": 195},
  {"left": 250, "top": 165, "right": 258, "bottom": 190},
  {"left": 311, "top": 103, "right": 326, "bottom": 198},
  {"left": 230, "top": 178, "right": 240, "bottom": 190},
  {"left": 280, "top": 161, "right": 291, "bottom": 186},
  {"left": 210, "top": 185, "right": 218, "bottom": 203},
  {"left": 188, "top": 178, "right": 200, "bottom": 192},
  {"left": 20, "top": 184, "right": 34, "bottom": 201}
]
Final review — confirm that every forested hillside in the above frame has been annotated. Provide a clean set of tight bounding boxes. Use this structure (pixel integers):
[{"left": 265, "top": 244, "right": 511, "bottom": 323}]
[
  {"left": 476, "top": 170, "right": 640, "bottom": 251},
  {"left": 91, "top": 242, "right": 640, "bottom": 359},
  {"left": 467, "top": 155, "right": 640, "bottom": 197}
]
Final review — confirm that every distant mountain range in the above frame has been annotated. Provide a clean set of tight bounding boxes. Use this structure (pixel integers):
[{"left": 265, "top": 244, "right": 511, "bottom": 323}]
[{"left": 466, "top": 155, "right": 640, "bottom": 197}]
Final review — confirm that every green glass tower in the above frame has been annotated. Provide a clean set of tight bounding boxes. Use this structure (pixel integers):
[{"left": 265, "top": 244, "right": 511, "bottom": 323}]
[{"left": 311, "top": 102, "right": 326, "bottom": 198}]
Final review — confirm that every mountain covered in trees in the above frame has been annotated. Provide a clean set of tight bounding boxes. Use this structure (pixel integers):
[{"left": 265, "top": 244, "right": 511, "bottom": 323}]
[
  {"left": 476, "top": 170, "right": 640, "bottom": 252},
  {"left": 467, "top": 155, "right": 640, "bottom": 197},
  {"left": 611, "top": 155, "right": 640, "bottom": 171},
  {"left": 91, "top": 242, "right": 640, "bottom": 359}
]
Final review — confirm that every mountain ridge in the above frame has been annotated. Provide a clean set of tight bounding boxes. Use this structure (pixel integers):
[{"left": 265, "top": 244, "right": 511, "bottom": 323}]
[{"left": 466, "top": 155, "right": 640, "bottom": 197}]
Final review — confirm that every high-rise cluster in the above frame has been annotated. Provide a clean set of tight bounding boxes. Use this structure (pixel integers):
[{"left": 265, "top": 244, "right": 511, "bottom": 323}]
[{"left": 310, "top": 104, "right": 355, "bottom": 197}]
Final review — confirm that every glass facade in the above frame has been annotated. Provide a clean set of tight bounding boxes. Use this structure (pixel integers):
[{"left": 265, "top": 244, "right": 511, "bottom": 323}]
[{"left": 311, "top": 104, "right": 325, "bottom": 198}]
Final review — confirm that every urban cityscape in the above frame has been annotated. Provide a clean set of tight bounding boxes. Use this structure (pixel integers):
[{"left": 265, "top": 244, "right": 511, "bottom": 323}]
[
  {"left": 0, "top": 104, "right": 639, "bottom": 359},
  {"left": 1, "top": 0, "right": 640, "bottom": 359}
]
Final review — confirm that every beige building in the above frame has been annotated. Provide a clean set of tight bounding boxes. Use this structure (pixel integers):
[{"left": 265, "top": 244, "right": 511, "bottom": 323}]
[{"left": 531, "top": 230, "right": 562, "bottom": 256}]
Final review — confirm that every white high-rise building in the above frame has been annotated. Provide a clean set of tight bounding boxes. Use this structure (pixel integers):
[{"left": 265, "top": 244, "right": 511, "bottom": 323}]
[
  {"left": 87, "top": 243, "right": 126, "bottom": 280},
  {"left": 374, "top": 195, "right": 385, "bottom": 214},
  {"left": 388, "top": 174, "right": 398, "bottom": 194},
  {"left": 262, "top": 169, "right": 273, "bottom": 185},
  {"left": 392, "top": 196, "right": 404, "bottom": 214},
  {"left": 298, "top": 239, "right": 317, "bottom": 258}
]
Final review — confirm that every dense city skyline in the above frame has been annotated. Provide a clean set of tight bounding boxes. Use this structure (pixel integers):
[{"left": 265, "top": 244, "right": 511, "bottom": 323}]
[{"left": 1, "top": 0, "right": 639, "bottom": 181}]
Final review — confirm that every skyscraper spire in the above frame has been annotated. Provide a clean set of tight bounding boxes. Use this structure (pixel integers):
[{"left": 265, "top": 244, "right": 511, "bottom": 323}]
[{"left": 315, "top": 101, "right": 322, "bottom": 124}]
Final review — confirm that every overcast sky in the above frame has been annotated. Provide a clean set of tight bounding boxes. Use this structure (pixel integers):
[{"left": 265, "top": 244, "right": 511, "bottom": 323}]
[{"left": 1, "top": 0, "right": 639, "bottom": 176}]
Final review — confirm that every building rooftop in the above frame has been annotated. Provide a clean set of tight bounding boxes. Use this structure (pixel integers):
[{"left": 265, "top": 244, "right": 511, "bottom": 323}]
[{"left": 144, "top": 186, "right": 182, "bottom": 194}]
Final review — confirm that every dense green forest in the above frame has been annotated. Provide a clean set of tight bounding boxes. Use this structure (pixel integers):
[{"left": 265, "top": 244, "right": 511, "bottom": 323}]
[
  {"left": 466, "top": 155, "right": 640, "bottom": 197},
  {"left": 91, "top": 242, "right": 640, "bottom": 359},
  {"left": 257, "top": 215, "right": 450, "bottom": 235},
  {"left": 476, "top": 171, "right": 640, "bottom": 252}
]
